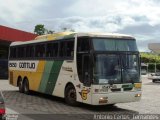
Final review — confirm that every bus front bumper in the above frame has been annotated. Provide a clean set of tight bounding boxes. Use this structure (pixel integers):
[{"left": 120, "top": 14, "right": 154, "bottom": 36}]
[{"left": 91, "top": 91, "right": 142, "bottom": 105}]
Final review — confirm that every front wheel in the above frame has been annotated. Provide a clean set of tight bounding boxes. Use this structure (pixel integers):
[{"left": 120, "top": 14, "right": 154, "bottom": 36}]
[
  {"left": 152, "top": 79, "right": 156, "bottom": 83},
  {"left": 18, "top": 78, "right": 24, "bottom": 93},
  {"left": 65, "top": 85, "right": 78, "bottom": 106}
]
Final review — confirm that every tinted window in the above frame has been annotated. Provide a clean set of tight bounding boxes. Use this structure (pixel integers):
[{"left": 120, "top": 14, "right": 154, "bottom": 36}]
[
  {"left": 35, "top": 44, "right": 45, "bottom": 57},
  {"left": 92, "top": 38, "right": 138, "bottom": 51},
  {"left": 26, "top": 45, "right": 35, "bottom": 58},
  {"left": 76, "top": 37, "right": 90, "bottom": 82},
  {"left": 46, "top": 42, "right": 59, "bottom": 57},
  {"left": 77, "top": 37, "right": 90, "bottom": 52},
  {"left": 66, "top": 41, "right": 74, "bottom": 57},
  {"left": 17, "top": 46, "right": 26, "bottom": 58},
  {"left": 59, "top": 40, "right": 74, "bottom": 58},
  {"left": 59, "top": 41, "right": 66, "bottom": 57},
  {"left": 10, "top": 47, "right": 17, "bottom": 58}
]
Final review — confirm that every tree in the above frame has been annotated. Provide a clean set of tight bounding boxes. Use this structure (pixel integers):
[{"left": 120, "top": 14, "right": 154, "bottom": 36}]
[
  {"left": 62, "top": 27, "right": 75, "bottom": 32},
  {"left": 34, "top": 24, "right": 46, "bottom": 35},
  {"left": 46, "top": 30, "right": 55, "bottom": 34}
]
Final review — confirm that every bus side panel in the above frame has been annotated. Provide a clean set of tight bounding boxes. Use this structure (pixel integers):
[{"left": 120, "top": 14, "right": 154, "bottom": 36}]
[
  {"left": 9, "top": 70, "right": 19, "bottom": 87},
  {"left": 38, "top": 60, "right": 63, "bottom": 95},
  {"left": 52, "top": 61, "right": 75, "bottom": 98},
  {"left": 29, "top": 60, "right": 46, "bottom": 91},
  {"left": 9, "top": 60, "right": 46, "bottom": 92},
  {"left": 38, "top": 61, "right": 54, "bottom": 93}
]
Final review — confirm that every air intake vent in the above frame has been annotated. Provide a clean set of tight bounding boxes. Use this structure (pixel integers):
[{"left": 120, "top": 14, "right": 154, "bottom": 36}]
[{"left": 111, "top": 88, "right": 121, "bottom": 92}]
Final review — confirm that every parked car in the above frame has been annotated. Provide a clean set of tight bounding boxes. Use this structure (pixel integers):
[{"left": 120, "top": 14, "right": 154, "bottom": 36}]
[
  {"left": 150, "top": 72, "right": 160, "bottom": 83},
  {"left": 0, "top": 91, "right": 5, "bottom": 120},
  {"left": 141, "top": 69, "right": 147, "bottom": 75}
]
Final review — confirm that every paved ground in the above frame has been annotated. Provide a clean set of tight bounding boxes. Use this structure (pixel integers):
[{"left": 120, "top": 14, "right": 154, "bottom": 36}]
[{"left": 1, "top": 76, "right": 160, "bottom": 120}]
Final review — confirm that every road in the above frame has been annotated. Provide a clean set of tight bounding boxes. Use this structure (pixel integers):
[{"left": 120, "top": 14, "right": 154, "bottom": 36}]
[{"left": 1, "top": 76, "right": 160, "bottom": 120}]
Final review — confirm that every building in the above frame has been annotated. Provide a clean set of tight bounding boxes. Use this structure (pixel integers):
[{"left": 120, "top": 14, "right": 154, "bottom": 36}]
[{"left": 0, "top": 25, "right": 38, "bottom": 79}]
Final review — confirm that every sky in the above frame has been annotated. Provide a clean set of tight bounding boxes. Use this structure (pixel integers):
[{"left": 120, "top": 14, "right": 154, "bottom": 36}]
[{"left": 0, "top": 0, "right": 160, "bottom": 52}]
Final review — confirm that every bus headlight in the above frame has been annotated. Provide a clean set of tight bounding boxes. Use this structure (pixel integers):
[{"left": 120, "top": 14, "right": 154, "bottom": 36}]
[
  {"left": 135, "top": 94, "right": 141, "bottom": 97},
  {"left": 99, "top": 97, "right": 108, "bottom": 104}
]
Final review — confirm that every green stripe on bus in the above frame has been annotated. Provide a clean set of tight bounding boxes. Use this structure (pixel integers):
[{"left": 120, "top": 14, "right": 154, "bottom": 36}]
[
  {"left": 38, "top": 61, "right": 54, "bottom": 93},
  {"left": 45, "top": 61, "right": 63, "bottom": 95}
]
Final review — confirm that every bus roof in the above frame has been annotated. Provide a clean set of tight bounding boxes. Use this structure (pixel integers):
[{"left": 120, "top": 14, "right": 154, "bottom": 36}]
[{"left": 10, "top": 32, "right": 135, "bottom": 46}]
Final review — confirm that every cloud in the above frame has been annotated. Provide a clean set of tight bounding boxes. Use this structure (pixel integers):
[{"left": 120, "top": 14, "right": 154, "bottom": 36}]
[
  {"left": 0, "top": 0, "right": 43, "bottom": 23},
  {"left": 0, "top": 0, "right": 160, "bottom": 52}
]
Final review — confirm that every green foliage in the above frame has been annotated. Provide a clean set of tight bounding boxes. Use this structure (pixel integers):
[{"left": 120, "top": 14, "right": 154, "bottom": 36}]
[
  {"left": 140, "top": 52, "right": 160, "bottom": 63},
  {"left": 34, "top": 24, "right": 55, "bottom": 35},
  {"left": 34, "top": 24, "right": 46, "bottom": 35}
]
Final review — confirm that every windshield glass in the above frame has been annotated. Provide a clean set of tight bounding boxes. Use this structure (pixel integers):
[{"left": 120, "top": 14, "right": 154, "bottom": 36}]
[
  {"left": 121, "top": 54, "right": 140, "bottom": 83},
  {"left": 94, "top": 54, "right": 140, "bottom": 84},
  {"left": 94, "top": 54, "right": 121, "bottom": 84},
  {"left": 92, "top": 38, "right": 138, "bottom": 51}
]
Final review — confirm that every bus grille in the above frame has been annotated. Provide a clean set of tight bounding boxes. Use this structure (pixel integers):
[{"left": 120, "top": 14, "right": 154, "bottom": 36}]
[
  {"left": 111, "top": 88, "right": 121, "bottom": 92},
  {"left": 123, "top": 88, "right": 133, "bottom": 91}
]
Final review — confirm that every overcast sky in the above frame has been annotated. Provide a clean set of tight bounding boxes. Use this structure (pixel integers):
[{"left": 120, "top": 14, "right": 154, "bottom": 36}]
[{"left": 0, "top": 0, "right": 160, "bottom": 51}]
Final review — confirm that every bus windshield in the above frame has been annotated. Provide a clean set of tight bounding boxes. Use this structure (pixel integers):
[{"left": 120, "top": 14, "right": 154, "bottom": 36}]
[
  {"left": 92, "top": 38, "right": 138, "bottom": 52},
  {"left": 94, "top": 54, "right": 140, "bottom": 84}
]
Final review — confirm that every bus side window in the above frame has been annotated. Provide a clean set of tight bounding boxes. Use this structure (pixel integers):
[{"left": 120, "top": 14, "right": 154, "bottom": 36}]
[
  {"left": 26, "top": 45, "right": 35, "bottom": 58},
  {"left": 53, "top": 42, "right": 58, "bottom": 57},
  {"left": 46, "top": 42, "right": 59, "bottom": 58},
  {"left": 77, "top": 38, "right": 90, "bottom": 52},
  {"left": 66, "top": 40, "right": 74, "bottom": 57},
  {"left": 10, "top": 47, "right": 17, "bottom": 58},
  {"left": 59, "top": 41, "right": 66, "bottom": 58},
  {"left": 46, "top": 43, "right": 53, "bottom": 57},
  {"left": 17, "top": 46, "right": 26, "bottom": 58},
  {"left": 35, "top": 44, "right": 46, "bottom": 58}
]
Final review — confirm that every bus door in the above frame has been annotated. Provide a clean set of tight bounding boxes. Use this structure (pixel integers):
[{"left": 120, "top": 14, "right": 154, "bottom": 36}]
[{"left": 81, "top": 54, "right": 92, "bottom": 104}]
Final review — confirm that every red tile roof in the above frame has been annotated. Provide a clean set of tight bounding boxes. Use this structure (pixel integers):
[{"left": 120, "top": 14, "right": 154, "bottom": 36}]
[{"left": 0, "top": 25, "right": 38, "bottom": 42}]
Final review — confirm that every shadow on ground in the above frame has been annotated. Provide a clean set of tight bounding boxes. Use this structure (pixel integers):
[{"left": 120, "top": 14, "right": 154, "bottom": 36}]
[{"left": 3, "top": 90, "right": 139, "bottom": 115}]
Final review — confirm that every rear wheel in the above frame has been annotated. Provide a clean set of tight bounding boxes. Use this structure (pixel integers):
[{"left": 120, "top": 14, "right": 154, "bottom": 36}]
[
  {"left": 107, "top": 104, "right": 115, "bottom": 107},
  {"left": 23, "top": 78, "right": 30, "bottom": 95},
  {"left": 18, "top": 78, "right": 24, "bottom": 93},
  {"left": 65, "top": 85, "right": 78, "bottom": 106}
]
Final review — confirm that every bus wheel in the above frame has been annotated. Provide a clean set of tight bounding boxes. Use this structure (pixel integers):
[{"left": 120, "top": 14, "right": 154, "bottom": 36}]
[
  {"left": 23, "top": 78, "right": 30, "bottom": 95},
  {"left": 152, "top": 79, "right": 156, "bottom": 83},
  {"left": 18, "top": 78, "right": 24, "bottom": 93},
  {"left": 107, "top": 104, "right": 115, "bottom": 107},
  {"left": 65, "top": 85, "right": 78, "bottom": 106}
]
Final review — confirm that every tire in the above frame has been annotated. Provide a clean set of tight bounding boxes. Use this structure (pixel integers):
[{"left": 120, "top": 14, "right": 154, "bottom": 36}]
[
  {"left": 107, "top": 104, "right": 115, "bottom": 107},
  {"left": 23, "top": 78, "right": 30, "bottom": 95},
  {"left": 152, "top": 79, "right": 156, "bottom": 83},
  {"left": 18, "top": 78, "right": 24, "bottom": 93},
  {"left": 65, "top": 85, "right": 78, "bottom": 106}
]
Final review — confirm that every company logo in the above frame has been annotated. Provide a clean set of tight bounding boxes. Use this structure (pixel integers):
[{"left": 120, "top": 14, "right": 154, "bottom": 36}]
[{"left": 79, "top": 89, "right": 90, "bottom": 100}]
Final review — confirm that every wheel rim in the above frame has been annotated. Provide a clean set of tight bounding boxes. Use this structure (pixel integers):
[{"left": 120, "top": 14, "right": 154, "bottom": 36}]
[{"left": 68, "top": 89, "right": 76, "bottom": 101}]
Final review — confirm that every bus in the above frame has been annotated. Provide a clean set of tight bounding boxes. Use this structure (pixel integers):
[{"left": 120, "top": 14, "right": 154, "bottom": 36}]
[{"left": 9, "top": 32, "right": 142, "bottom": 106}]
